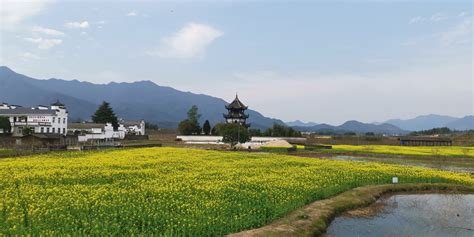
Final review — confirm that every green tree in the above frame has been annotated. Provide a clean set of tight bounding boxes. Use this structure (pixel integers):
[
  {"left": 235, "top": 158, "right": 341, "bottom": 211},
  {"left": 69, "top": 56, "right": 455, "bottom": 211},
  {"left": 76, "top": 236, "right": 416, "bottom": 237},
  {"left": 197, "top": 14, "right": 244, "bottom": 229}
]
[
  {"left": 92, "top": 101, "right": 119, "bottom": 129},
  {"left": 145, "top": 122, "right": 159, "bottom": 131},
  {"left": 22, "top": 127, "right": 33, "bottom": 136},
  {"left": 202, "top": 120, "right": 211, "bottom": 135},
  {"left": 249, "top": 128, "right": 262, "bottom": 136},
  {"left": 178, "top": 105, "right": 202, "bottom": 135},
  {"left": 263, "top": 123, "right": 301, "bottom": 137},
  {"left": 187, "top": 105, "right": 201, "bottom": 124},
  {"left": 219, "top": 123, "right": 251, "bottom": 147},
  {"left": 0, "top": 117, "right": 11, "bottom": 134}
]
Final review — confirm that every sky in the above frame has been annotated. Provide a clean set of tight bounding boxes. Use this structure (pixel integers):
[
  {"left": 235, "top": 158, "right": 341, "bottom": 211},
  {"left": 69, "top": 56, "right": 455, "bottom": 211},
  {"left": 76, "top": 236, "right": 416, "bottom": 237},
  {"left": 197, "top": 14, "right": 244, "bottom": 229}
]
[{"left": 0, "top": 0, "right": 472, "bottom": 125}]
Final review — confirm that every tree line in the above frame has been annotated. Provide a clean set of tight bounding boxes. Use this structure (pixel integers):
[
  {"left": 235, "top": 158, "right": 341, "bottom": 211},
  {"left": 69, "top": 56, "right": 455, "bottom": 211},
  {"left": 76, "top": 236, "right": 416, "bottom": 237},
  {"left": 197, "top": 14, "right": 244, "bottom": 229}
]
[{"left": 178, "top": 105, "right": 301, "bottom": 137}]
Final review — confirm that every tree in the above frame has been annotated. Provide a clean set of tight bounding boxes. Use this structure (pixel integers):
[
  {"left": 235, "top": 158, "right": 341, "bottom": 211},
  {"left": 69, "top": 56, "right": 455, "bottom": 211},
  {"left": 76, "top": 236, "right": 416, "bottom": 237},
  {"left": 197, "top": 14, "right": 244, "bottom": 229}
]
[
  {"left": 187, "top": 105, "right": 201, "bottom": 124},
  {"left": 22, "top": 127, "right": 33, "bottom": 136},
  {"left": 145, "top": 122, "right": 159, "bottom": 131},
  {"left": 202, "top": 120, "right": 211, "bottom": 135},
  {"left": 178, "top": 120, "right": 195, "bottom": 135},
  {"left": 219, "top": 123, "right": 251, "bottom": 147},
  {"left": 0, "top": 117, "right": 11, "bottom": 134},
  {"left": 263, "top": 123, "right": 302, "bottom": 137},
  {"left": 92, "top": 101, "right": 119, "bottom": 129},
  {"left": 178, "top": 105, "right": 202, "bottom": 135},
  {"left": 249, "top": 128, "right": 262, "bottom": 136}
]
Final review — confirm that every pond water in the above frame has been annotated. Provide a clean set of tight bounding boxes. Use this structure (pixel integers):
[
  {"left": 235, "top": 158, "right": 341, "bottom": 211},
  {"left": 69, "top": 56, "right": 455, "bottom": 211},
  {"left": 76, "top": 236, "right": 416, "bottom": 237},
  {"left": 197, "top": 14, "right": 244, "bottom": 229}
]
[{"left": 325, "top": 194, "right": 474, "bottom": 237}]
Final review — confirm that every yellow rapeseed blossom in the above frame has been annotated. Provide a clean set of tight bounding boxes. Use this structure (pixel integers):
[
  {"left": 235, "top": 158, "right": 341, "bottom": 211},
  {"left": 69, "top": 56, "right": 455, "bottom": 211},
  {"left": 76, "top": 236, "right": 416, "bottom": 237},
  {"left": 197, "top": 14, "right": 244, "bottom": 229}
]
[
  {"left": 0, "top": 147, "right": 472, "bottom": 235},
  {"left": 331, "top": 145, "right": 474, "bottom": 157}
]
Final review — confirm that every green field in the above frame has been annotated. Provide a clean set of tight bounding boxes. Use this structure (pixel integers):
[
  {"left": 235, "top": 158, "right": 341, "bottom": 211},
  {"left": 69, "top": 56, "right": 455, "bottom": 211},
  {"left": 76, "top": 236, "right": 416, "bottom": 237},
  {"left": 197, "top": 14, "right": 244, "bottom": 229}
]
[
  {"left": 0, "top": 148, "right": 472, "bottom": 235},
  {"left": 330, "top": 145, "right": 474, "bottom": 158}
]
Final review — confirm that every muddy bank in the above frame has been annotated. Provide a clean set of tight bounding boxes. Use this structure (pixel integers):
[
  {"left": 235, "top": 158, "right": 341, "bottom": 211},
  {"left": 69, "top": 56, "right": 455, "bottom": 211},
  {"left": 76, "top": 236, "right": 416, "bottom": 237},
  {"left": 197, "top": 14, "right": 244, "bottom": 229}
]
[{"left": 228, "top": 183, "right": 474, "bottom": 237}]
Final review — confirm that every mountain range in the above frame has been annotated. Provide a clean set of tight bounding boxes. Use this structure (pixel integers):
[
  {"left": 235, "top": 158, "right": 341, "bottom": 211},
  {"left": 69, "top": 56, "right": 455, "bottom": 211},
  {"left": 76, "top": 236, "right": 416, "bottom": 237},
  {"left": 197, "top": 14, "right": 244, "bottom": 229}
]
[
  {"left": 291, "top": 120, "right": 408, "bottom": 135},
  {"left": 384, "top": 114, "right": 473, "bottom": 131},
  {"left": 287, "top": 114, "right": 473, "bottom": 133},
  {"left": 1, "top": 66, "right": 471, "bottom": 133},
  {"left": 0, "top": 66, "right": 283, "bottom": 130},
  {"left": 285, "top": 120, "right": 319, "bottom": 127}
]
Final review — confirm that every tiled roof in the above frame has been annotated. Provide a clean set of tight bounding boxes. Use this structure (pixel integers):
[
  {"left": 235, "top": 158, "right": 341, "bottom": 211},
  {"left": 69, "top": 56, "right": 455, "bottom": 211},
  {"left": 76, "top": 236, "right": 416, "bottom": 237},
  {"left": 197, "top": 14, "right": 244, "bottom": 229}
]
[
  {"left": 225, "top": 94, "right": 248, "bottom": 110},
  {"left": 0, "top": 108, "right": 57, "bottom": 115}
]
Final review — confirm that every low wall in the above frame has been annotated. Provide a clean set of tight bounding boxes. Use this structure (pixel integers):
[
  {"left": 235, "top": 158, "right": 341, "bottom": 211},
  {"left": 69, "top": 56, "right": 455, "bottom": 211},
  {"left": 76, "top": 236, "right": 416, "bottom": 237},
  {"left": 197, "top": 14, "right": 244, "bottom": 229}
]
[{"left": 176, "top": 136, "right": 306, "bottom": 145}]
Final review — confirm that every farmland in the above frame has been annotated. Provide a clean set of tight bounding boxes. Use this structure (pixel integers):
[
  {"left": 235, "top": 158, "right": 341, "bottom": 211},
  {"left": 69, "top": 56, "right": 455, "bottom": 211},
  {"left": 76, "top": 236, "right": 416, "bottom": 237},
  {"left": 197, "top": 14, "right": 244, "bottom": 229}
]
[
  {"left": 0, "top": 147, "right": 472, "bottom": 235},
  {"left": 330, "top": 145, "right": 474, "bottom": 158}
]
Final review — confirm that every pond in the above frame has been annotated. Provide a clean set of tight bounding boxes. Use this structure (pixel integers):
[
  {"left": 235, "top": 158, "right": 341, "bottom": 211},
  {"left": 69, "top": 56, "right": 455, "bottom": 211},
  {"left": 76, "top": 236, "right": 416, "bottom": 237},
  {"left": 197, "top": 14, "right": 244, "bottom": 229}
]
[{"left": 325, "top": 194, "right": 474, "bottom": 237}]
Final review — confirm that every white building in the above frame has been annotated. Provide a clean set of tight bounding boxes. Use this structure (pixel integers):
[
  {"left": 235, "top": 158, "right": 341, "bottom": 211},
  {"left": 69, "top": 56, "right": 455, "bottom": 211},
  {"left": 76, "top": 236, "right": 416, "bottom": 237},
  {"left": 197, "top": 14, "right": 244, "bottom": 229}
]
[
  {"left": 68, "top": 120, "right": 146, "bottom": 143},
  {"left": 0, "top": 101, "right": 68, "bottom": 136},
  {"left": 68, "top": 123, "right": 126, "bottom": 142},
  {"left": 121, "top": 120, "right": 146, "bottom": 135}
]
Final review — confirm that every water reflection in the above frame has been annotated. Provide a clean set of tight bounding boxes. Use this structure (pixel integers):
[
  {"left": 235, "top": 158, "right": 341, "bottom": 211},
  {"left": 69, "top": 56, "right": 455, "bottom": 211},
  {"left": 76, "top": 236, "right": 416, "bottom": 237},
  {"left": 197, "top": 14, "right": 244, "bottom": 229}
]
[{"left": 325, "top": 194, "right": 474, "bottom": 237}]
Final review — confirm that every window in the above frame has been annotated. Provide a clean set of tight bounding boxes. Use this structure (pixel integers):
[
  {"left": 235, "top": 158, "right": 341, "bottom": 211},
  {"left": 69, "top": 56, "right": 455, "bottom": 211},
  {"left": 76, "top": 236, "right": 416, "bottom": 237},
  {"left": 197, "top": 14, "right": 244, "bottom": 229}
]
[
  {"left": 46, "top": 128, "right": 50, "bottom": 133},
  {"left": 52, "top": 117, "right": 55, "bottom": 123},
  {"left": 52, "top": 128, "right": 55, "bottom": 133},
  {"left": 63, "top": 128, "right": 66, "bottom": 134},
  {"left": 40, "top": 127, "right": 44, "bottom": 133},
  {"left": 63, "top": 118, "right": 66, "bottom": 124}
]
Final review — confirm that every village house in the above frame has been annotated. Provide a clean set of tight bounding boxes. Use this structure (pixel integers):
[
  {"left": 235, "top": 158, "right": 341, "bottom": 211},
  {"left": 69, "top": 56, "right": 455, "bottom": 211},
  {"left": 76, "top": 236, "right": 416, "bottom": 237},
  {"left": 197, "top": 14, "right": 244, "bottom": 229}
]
[
  {"left": 68, "top": 123, "right": 126, "bottom": 142},
  {"left": 68, "top": 120, "right": 146, "bottom": 142},
  {"left": 0, "top": 100, "right": 68, "bottom": 136},
  {"left": 120, "top": 119, "right": 146, "bottom": 135}
]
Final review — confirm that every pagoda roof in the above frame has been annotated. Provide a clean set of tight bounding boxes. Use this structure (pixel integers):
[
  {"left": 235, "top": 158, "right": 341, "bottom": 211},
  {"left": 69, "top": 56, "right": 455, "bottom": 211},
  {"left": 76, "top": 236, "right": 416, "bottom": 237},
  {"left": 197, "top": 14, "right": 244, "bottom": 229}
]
[
  {"left": 225, "top": 94, "right": 248, "bottom": 110},
  {"left": 51, "top": 99, "right": 65, "bottom": 107}
]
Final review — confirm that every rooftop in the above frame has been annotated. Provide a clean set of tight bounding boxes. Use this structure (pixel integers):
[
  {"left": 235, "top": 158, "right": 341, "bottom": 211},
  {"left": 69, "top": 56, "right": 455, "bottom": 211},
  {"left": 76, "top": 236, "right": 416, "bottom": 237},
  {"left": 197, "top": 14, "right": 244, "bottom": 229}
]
[
  {"left": 0, "top": 107, "right": 57, "bottom": 115},
  {"left": 225, "top": 94, "right": 248, "bottom": 110}
]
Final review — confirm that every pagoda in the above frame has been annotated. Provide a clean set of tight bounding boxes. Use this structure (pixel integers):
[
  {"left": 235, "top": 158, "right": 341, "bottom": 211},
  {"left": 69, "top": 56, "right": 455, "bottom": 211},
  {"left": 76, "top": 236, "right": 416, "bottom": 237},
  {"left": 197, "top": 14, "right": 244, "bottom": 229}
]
[{"left": 224, "top": 94, "right": 249, "bottom": 127}]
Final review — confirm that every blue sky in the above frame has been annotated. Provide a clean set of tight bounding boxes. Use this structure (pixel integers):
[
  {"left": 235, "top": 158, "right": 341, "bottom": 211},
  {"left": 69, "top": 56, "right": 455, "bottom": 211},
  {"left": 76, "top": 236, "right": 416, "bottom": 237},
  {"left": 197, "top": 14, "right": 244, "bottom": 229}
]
[{"left": 0, "top": 0, "right": 472, "bottom": 124}]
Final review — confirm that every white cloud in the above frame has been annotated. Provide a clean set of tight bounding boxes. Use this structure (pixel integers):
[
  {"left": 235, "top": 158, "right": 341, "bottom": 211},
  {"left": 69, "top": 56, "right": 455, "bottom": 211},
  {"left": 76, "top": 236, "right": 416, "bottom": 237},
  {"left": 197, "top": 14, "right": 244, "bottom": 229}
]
[
  {"left": 410, "top": 13, "right": 450, "bottom": 24},
  {"left": 430, "top": 13, "right": 449, "bottom": 22},
  {"left": 0, "top": 0, "right": 52, "bottom": 30},
  {"left": 149, "top": 22, "right": 223, "bottom": 59},
  {"left": 440, "top": 17, "right": 472, "bottom": 45},
  {"left": 126, "top": 11, "right": 138, "bottom": 16},
  {"left": 409, "top": 16, "right": 425, "bottom": 24},
  {"left": 64, "top": 21, "right": 89, "bottom": 29},
  {"left": 20, "top": 52, "right": 42, "bottom": 60},
  {"left": 25, "top": 37, "right": 62, "bottom": 49},
  {"left": 32, "top": 26, "right": 65, "bottom": 36}
]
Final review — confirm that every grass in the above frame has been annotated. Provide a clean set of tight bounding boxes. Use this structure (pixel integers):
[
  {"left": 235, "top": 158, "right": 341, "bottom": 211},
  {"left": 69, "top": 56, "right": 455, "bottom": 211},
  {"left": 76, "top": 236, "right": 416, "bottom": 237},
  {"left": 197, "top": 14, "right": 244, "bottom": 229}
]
[
  {"left": 0, "top": 147, "right": 472, "bottom": 235},
  {"left": 0, "top": 148, "right": 41, "bottom": 158},
  {"left": 330, "top": 145, "right": 474, "bottom": 158}
]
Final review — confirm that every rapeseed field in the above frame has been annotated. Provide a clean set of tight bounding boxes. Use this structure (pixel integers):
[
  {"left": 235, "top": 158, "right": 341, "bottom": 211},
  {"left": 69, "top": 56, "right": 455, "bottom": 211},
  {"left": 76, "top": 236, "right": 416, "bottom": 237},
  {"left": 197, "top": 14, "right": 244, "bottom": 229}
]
[
  {"left": 331, "top": 145, "right": 474, "bottom": 157},
  {"left": 0, "top": 147, "right": 472, "bottom": 235}
]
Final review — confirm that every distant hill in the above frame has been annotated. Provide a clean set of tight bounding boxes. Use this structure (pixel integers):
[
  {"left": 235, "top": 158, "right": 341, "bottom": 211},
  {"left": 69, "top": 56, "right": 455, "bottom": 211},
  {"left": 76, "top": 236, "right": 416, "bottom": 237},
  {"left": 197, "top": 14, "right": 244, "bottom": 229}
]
[
  {"left": 445, "top": 116, "right": 474, "bottom": 131},
  {"left": 293, "top": 120, "right": 408, "bottom": 135},
  {"left": 384, "top": 114, "right": 473, "bottom": 131},
  {"left": 0, "top": 66, "right": 284, "bottom": 129},
  {"left": 384, "top": 114, "right": 458, "bottom": 131},
  {"left": 285, "top": 120, "right": 318, "bottom": 127}
]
